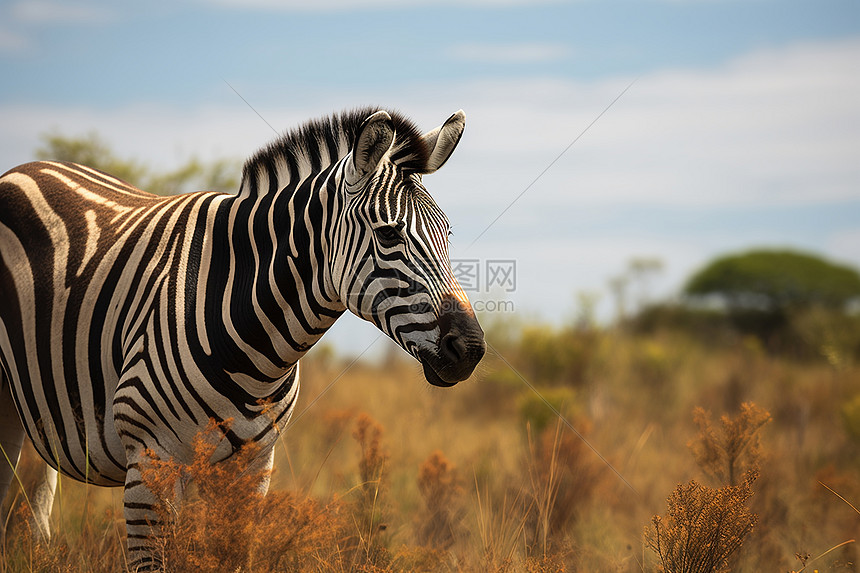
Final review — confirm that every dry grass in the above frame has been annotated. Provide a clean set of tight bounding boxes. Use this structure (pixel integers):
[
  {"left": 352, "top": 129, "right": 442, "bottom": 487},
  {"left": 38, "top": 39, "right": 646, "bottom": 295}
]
[
  {"left": 415, "top": 450, "right": 465, "bottom": 551},
  {"left": 688, "top": 402, "right": 771, "bottom": 486},
  {"left": 137, "top": 419, "right": 349, "bottom": 572},
  {"left": 1, "top": 325, "right": 859, "bottom": 572},
  {"left": 523, "top": 419, "right": 599, "bottom": 560}
]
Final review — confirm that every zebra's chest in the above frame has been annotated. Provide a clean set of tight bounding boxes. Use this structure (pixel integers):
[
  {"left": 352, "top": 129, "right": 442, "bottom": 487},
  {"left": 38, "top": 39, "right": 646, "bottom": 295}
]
[{"left": 112, "top": 358, "right": 300, "bottom": 465}]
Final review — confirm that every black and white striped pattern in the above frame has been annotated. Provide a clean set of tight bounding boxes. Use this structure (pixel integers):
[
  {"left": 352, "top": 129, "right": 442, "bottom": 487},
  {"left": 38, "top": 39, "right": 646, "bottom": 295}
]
[{"left": 0, "top": 108, "right": 485, "bottom": 569}]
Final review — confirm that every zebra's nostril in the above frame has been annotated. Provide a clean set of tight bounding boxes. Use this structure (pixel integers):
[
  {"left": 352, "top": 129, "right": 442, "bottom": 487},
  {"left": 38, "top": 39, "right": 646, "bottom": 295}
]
[{"left": 441, "top": 332, "right": 467, "bottom": 363}]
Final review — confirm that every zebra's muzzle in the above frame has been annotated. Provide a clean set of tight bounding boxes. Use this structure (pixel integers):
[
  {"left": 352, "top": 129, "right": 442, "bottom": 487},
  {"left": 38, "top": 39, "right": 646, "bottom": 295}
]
[{"left": 419, "top": 294, "right": 486, "bottom": 387}]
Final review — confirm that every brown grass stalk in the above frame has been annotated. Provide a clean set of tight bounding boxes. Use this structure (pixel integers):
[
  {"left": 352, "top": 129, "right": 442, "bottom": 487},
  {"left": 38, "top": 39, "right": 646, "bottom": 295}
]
[{"left": 688, "top": 402, "right": 771, "bottom": 486}]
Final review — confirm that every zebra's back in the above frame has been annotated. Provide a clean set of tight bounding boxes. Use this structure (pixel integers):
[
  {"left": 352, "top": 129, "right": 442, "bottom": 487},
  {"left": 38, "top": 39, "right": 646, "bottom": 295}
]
[{"left": 0, "top": 161, "right": 225, "bottom": 485}]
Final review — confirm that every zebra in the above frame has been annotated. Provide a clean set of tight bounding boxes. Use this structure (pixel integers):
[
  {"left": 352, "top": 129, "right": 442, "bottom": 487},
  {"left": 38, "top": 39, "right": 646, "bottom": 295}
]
[{"left": 0, "top": 107, "right": 485, "bottom": 569}]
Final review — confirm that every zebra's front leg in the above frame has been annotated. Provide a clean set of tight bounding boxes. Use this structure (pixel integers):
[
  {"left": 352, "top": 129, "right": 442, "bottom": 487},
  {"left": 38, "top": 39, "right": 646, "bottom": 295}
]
[
  {"left": 122, "top": 447, "right": 184, "bottom": 571},
  {"left": 248, "top": 445, "right": 276, "bottom": 497},
  {"left": 114, "top": 369, "right": 191, "bottom": 570}
]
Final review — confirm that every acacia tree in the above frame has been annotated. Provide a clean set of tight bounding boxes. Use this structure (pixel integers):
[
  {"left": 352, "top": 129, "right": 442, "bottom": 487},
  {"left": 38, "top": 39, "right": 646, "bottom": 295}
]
[{"left": 684, "top": 249, "right": 860, "bottom": 313}]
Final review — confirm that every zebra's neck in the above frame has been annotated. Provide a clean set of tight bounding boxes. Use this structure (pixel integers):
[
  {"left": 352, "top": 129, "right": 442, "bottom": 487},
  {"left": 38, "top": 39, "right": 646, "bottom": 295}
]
[
  {"left": 205, "top": 157, "right": 348, "bottom": 391},
  {"left": 202, "top": 106, "right": 426, "bottom": 394}
]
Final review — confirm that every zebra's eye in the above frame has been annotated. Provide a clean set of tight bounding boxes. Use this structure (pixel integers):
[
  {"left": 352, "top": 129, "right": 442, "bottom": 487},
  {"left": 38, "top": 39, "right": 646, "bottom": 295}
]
[{"left": 374, "top": 225, "right": 403, "bottom": 248}]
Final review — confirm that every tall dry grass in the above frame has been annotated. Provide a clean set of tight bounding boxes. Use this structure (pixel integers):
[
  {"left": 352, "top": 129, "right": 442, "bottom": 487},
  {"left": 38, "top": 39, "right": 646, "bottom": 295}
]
[
  {"left": 688, "top": 402, "right": 771, "bottom": 487},
  {"left": 1, "top": 321, "right": 858, "bottom": 572},
  {"left": 415, "top": 450, "right": 465, "bottom": 551}
]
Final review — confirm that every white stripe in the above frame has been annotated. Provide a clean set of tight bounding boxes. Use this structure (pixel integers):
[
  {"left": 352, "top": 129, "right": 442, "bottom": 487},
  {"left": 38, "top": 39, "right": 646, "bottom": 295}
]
[
  {"left": 43, "top": 162, "right": 152, "bottom": 198},
  {"left": 76, "top": 210, "right": 99, "bottom": 277}
]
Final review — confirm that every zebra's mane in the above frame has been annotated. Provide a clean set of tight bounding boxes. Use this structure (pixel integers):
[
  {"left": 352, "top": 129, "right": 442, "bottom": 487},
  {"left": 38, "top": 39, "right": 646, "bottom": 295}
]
[{"left": 240, "top": 107, "right": 431, "bottom": 194}]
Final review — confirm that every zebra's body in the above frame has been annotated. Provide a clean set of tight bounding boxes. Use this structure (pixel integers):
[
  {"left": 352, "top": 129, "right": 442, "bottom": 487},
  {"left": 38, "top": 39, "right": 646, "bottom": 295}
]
[{"left": 0, "top": 108, "right": 485, "bottom": 569}]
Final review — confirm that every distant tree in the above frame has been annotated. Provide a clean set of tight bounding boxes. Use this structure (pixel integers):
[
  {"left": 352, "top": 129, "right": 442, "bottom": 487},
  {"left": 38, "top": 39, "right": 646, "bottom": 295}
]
[
  {"left": 36, "top": 131, "right": 240, "bottom": 195},
  {"left": 684, "top": 249, "right": 860, "bottom": 313},
  {"left": 36, "top": 131, "right": 148, "bottom": 185}
]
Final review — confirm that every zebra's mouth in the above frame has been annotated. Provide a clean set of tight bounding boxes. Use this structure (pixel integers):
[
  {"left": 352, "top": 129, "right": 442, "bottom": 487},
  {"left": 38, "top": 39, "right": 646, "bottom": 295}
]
[
  {"left": 421, "top": 360, "right": 459, "bottom": 388},
  {"left": 414, "top": 294, "right": 486, "bottom": 387}
]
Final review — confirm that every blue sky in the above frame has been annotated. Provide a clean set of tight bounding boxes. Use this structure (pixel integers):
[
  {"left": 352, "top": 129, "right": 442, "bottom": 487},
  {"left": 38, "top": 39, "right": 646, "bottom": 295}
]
[
  {"left": 2, "top": 0, "right": 859, "bottom": 354},
  {"left": 2, "top": 1, "right": 857, "bottom": 106}
]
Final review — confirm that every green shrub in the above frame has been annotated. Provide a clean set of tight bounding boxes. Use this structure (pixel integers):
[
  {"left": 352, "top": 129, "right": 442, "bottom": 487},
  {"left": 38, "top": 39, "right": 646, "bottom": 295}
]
[
  {"left": 516, "top": 326, "right": 597, "bottom": 387},
  {"left": 518, "top": 387, "right": 578, "bottom": 435}
]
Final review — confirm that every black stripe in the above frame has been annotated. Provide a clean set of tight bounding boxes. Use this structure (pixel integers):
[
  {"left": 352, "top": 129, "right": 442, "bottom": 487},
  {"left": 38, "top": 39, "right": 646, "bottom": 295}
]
[{"left": 124, "top": 502, "right": 155, "bottom": 510}]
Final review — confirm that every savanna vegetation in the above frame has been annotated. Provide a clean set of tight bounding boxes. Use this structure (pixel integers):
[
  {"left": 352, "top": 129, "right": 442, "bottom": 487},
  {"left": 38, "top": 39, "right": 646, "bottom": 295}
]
[{"left": 1, "top": 136, "right": 858, "bottom": 572}]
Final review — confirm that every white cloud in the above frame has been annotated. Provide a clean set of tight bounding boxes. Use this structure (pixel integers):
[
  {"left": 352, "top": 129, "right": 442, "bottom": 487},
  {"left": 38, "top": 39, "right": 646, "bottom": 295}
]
[
  {"left": 439, "top": 38, "right": 860, "bottom": 208},
  {"left": 9, "top": 1, "right": 115, "bottom": 25},
  {"left": 449, "top": 42, "right": 570, "bottom": 64}
]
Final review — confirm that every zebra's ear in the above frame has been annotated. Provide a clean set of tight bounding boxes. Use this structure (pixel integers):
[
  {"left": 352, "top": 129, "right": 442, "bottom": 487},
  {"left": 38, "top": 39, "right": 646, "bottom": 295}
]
[
  {"left": 420, "top": 110, "right": 465, "bottom": 174},
  {"left": 347, "top": 110, "right": 395, "bottom": 185}
]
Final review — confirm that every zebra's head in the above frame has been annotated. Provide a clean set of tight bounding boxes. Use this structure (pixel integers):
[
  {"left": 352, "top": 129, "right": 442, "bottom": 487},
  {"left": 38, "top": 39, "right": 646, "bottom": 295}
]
[{"left": 331, "top": 109, "right": 485, "bottom": 386}]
